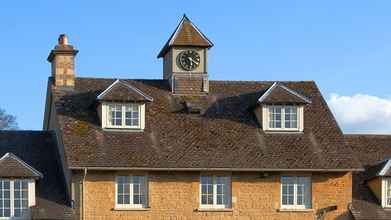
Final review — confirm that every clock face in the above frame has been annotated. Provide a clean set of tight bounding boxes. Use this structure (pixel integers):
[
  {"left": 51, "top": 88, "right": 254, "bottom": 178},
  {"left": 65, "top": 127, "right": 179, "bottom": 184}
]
[{"left": 177, "top": 50, "right": 200, "bottom": 71}]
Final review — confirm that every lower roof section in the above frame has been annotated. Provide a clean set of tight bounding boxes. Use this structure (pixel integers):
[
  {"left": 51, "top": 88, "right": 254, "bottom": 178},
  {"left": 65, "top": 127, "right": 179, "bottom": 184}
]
[{"left": 0, "top": 130, "right": 74, "bottom": 220}]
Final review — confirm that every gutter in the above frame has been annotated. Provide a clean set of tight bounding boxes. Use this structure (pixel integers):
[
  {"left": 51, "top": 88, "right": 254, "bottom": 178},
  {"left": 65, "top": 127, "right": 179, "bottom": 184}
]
[
  {"left": 82, "top": 168, "right": 87, "bottom": 220},
  {"left": 70, "top": 166, "right": 364, "bottom": 172}
]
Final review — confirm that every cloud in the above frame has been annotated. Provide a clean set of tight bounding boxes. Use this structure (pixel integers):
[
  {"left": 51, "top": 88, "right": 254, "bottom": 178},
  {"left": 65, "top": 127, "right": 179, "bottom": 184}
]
[{"left": 327, "top": 93, "right": 391, "bottom": 134}]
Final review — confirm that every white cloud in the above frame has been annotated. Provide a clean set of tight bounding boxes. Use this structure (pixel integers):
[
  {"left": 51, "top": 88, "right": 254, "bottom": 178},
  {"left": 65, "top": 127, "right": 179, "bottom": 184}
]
[{"left": 327, "top": 93, "right": 391, "bottom": 134}]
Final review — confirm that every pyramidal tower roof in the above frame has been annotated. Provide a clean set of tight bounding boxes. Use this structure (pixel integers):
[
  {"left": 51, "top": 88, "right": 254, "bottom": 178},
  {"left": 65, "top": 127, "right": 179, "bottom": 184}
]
[{"left": 157, "top": 14, "right": 213, "bottom": 58}]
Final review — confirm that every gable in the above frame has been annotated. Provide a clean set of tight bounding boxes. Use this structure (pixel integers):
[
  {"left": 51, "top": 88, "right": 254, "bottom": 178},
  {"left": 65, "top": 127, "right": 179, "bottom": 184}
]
[
  {"left": 97, "top": 79, "right": 153, "bottom": 102},
  {"left": 157, "top": 15, "right": 213, "bottom": 58},
  {"left": 258, "top": 82, "right": 311, "bottom": 104},
  {"left": 0, "top": 153, "right": 43, "bottom": 178}
]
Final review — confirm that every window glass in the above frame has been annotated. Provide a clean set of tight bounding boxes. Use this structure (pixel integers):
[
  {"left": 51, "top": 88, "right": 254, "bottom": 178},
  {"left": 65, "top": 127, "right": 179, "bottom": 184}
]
[
  {"left": 117, "top": 176, "right": 131, "bottom": 205},
  {"left": 116, "top": 176, "right": 147, "bottom": 207},
  {"left": 269, "top": 106, "right": 282, "bottom": 128},
  {"left": 125, "top": 104, "right": 140, "bottom": 127},
  {"left": 285, "top": 106, "right": 298, "bottom": 128},
  {"left": 0, "top": 179, "right": 30, "bottom": 218},
  {"left": 200, "top": 176, "right": 230, "bottom": 208},
  {"left": 107, "top": 103, "right": 141, "bottom": 129},
  {"left": 13, "top": 180, "right": 28, "bottom": 217},
  {"left": 281, "top": 176, "right": 311, "bottom": 209},
  {"left": 201, "top": 176, "right": 213, "bottom": 205},
  {"left": 0, "top": 180, "right": 11, "bottom": 217},
  {"left": 109, "top": 104, "right": 123, "bottom": 126},
  {"left": 268, "top": 106, "right": 299, "bottom": 130},
  {"left": 387, "top": 179, "right": 391, "bottom": 206}
]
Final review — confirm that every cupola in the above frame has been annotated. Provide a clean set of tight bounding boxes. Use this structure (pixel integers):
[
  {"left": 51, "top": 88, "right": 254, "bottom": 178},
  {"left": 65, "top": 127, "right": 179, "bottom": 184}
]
[{"left": 158, "top": 15, "right": 213, "bottom": 95}]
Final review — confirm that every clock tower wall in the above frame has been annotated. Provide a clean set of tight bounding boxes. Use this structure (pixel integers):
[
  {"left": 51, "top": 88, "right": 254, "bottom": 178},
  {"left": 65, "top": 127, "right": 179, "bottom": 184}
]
[{"left": 171, "top": 47, "right": 207, "bottom": 73}]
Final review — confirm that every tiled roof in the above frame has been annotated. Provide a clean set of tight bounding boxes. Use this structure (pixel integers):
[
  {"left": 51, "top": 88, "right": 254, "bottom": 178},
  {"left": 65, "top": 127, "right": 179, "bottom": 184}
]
[
  {"left": 345, "top": 134, "right": 391, "bottom": 220},
  {"left": 0, "top": 131, "right": 74, "bottom": 220},
  {"left": 157, "top": 15, "right": 213, "bottom": 58},
  {"left": 52, "top": 77, "right": 361, "bottom": 171},
  {"left": 0, "top": 153, "right": 43, "bottom": 178}
]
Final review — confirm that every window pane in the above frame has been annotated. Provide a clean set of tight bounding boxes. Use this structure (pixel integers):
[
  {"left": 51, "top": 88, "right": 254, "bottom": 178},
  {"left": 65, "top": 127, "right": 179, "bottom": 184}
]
[
  {"left": 296, "top": 183, "right": 304, "bottom": 205},
  {"left": 131, "top": 176, "right": 146, "bottom": 206},
  {"left": 201, "top": 195, "right": 207, "bottom": 204},
  {"left": 284, "top": 106, "right": 298, "bottom": 129},
  {"left": 0, "top": 180, "right": 10, "bottom": 217},
  {"left": 123, "top": 195, "right": 130, "bottom": 204},
  {"left": 117, "top": 195, "right": 123, "bottom": 204},
  {"left": 269, "top": 107, "right": 282, "bottom": 128},
  {"left": 13, "top": 180, "right": 28, "bottom": 217},
  {"left": 281, "top": 177, "right": 295, "bottom": 205},
  {"left": 217, "top": 195, "right": 223, "bottom": 205},
  {"left": 387, "top": 179, "right": 391, "bottom": 206},
  {"left": 117, "top": 176, "right": 130, "bottom": 205},
  {"left": 109, "top": 104, "right": 123, "bottom": 126},
  {"left": 125, "top": 104, "right": 140, "bottom": 127},
  {"left": 216, "top": 176, "right": 228, "bottom": 206},
  {"left": 200, "top": 176, "right": 213, "bottom": 205}
]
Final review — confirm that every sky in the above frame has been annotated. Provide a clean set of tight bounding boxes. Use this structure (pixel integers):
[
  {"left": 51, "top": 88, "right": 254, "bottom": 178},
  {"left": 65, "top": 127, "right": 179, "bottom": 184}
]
[{"left": 0, "top": 1, "right": 390, "bottom": 133}]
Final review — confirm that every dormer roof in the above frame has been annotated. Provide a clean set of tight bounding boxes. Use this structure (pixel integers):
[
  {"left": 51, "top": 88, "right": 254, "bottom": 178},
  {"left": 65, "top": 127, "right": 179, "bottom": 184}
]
[
  {"left": 0, "top": 152, "right": 43, "bottom": 178},
  {"left": 364, "top": 158, "right": 391, "bottom": 180},
  {"left": 157, "top": 14, "right": 213, "bottom": 58},
  {"left": 258, "top": 82, "right": 312, "bottom": 104},
  {"left": 97, "top": 79, "right": 153, "bottom": 102}
]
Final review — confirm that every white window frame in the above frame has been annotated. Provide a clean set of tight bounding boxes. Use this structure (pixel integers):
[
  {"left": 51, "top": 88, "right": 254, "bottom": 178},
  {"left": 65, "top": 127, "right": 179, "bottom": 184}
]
[
  {"left": 382, "top": 178, "right": 391, "bottom": 208},
  {"left": 280, "top": 176, "right": 311, "bottom": 210},
  {"left": 0, "top": 179, "right": 34, "bottom": 219},
  {"left": 263, "top": 105, "right": 304, "bottom": 132},
  {"left": 103, "top": 103, "right": 144, "bottom": 130},
  {"left": 114, "top": 175, "right": 148, "bottom": 209},
  {"left": 199, "top": 175, "right": 231, "bottom": 209}
]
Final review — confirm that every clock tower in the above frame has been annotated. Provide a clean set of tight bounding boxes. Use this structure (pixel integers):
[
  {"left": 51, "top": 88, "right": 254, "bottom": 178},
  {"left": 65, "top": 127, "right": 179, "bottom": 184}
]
[{"left": 158, "top": 15, "right": 213, "bottom": 95}]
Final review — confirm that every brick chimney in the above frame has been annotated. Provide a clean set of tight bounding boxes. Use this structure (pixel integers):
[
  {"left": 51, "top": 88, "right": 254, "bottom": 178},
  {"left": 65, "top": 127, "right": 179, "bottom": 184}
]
[{"left": 47, "top": 34, "right": 78, "bottom": 88}]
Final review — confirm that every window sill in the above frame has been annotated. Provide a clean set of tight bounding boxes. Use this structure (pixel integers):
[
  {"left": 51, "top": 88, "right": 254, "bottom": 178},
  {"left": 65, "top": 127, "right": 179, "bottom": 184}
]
[
  {"left": 194, "top": 208, "right": 233, "bottom": 212},
  {"left": 264, "top": 130, "right": 303, "bottom": 134},
  {"left": 277, "top": 208, "right": 314, "bottom": 212},
  {"left": 112, "top": 207, "right": 150, "bottom": 211},
  {"left": 103, "top": 128, "right": 144, "bottom": 133}
]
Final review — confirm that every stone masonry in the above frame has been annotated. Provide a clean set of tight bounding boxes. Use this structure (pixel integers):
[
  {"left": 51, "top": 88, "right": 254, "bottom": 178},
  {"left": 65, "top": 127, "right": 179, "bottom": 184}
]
[{"left": 72, "top": 171, "right": 352, "bottom": 220}]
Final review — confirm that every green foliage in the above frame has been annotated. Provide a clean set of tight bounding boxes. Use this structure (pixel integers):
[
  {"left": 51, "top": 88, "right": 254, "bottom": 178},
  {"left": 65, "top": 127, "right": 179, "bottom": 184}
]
[{"left": 0, "top": 108, "right": 18, "bottom": 130}]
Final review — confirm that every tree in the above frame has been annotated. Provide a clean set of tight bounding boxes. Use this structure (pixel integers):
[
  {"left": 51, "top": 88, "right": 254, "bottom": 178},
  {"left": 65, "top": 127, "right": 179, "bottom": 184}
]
[{"left": 0, "top": 108, "right": 18, "bottom": 130}]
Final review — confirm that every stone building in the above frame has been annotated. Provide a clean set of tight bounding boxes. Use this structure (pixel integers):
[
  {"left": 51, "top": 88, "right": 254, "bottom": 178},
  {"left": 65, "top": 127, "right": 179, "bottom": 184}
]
[{"left": 0, "top": 15, "right": 390, "bottom": 220}]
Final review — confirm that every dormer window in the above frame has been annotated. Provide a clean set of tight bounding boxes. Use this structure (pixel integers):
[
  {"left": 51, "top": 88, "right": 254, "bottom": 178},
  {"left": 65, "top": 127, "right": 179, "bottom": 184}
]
[
  {"left": 107, "top": 103, "right": 141, "bottom": 129},
  {"left": 0, "top": 153, "right": 42, "bottom": 219},
  {"left": 257, "top": 82, "right": 310, "bottom": 132},
  {"left": 384, "top": 178, "right": 391, "bottom": 207},
  {"left": 97, "top": 79, "right": 153, "bottom": 131},
  {"left": 366, "top": 159, "right": 391, "bottom": 208}
]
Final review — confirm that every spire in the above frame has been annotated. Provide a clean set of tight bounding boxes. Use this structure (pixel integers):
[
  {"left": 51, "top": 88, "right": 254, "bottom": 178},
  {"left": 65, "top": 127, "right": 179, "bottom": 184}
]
[{"left": 157, "top": 15, "right": 213, "bottom": 58}]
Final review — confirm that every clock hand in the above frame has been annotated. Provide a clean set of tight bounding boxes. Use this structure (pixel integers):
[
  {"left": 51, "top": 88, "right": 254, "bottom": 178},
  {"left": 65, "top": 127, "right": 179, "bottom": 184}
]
[{"left": 188, "top": 57, "right": 199, "bottom": 65}]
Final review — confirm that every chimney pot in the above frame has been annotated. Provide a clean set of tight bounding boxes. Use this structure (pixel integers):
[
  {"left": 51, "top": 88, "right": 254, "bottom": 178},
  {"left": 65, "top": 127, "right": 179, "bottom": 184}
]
[{"left": 58, "top": 34, "right": 68, "bottom": 45}]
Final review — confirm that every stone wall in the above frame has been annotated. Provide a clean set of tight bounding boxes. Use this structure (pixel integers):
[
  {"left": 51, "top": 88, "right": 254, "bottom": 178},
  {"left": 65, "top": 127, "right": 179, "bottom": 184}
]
[{"left": 72, "top": 170, "right": 352, "bottom": 220}]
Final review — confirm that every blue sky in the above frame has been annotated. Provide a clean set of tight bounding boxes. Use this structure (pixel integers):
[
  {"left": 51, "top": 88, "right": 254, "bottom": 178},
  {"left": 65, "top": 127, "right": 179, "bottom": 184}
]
[{"left": 1, "top": 1, "right": 391, "bottom": 132}]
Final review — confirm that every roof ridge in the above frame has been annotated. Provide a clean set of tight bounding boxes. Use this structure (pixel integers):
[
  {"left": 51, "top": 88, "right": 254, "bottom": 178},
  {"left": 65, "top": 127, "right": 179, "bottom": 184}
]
[
  {"left": 75, "top": 76, "right": 164, "bottom": 81},
  {"left": 210, "top": 80, "right": 315, "bottom": 84}
]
